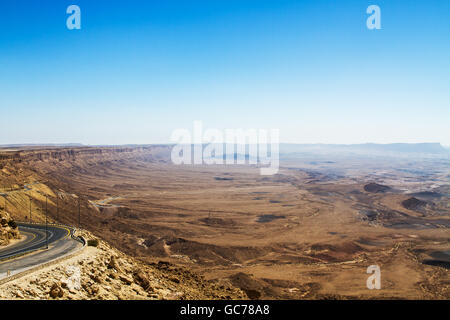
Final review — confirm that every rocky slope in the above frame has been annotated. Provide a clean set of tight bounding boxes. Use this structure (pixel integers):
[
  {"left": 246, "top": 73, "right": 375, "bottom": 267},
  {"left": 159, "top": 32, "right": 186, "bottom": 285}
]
[
  {"left": 0, "top": 145, "right": 171, "bottom": 223},
  {"left": 0, "top": 230, "right": 246, "bottom": 300}
]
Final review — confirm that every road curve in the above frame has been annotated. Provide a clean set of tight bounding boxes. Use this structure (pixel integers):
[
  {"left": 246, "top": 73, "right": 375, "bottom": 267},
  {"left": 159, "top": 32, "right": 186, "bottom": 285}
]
[{"left": 0, "top": 223, "right": 83, "bottom": 280}]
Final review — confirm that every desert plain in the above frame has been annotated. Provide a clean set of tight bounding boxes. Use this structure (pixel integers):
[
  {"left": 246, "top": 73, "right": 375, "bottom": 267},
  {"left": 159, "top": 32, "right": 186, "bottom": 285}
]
[{"left": 0, "top": 144, "right": 448, "bottom": 299}]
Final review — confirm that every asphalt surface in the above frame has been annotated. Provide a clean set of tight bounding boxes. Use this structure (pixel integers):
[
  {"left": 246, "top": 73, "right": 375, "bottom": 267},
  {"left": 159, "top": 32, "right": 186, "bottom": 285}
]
[{"left": 0, "top": 223, "right": 82, "bottom": 280}]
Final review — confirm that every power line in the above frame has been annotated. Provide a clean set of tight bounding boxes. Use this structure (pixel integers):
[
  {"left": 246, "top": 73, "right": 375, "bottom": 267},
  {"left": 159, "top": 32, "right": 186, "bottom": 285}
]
[
  {"left": 78, "top": 197, "right": 81, "bottom": 229},
  {"left": 45, "top": 195, "right": 48, "bottom": 249},
  {"left": 56, "top": 194, "right": 59, "bottom": 222}
]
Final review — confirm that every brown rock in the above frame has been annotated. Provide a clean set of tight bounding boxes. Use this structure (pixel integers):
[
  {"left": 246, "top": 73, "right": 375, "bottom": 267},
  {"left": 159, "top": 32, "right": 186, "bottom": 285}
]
[
  {"left": 91, "top": 285, "right": 100, "bottom": 295},
  {"left": 119, "top": 275, "right": 133, "bottom": 285},
  {"left": 133, "top": 270, "right": 152, "bottom": 291},
  {"left": 107, "top": 256, "right": 122, "bottom": 272},
  {"left": 170, "top": 277, "right": 180, "bottom": 284},
  {"left": 49, "top": 283, "right": 64, "bottom": 299},
  {"left": 93, "top": 275, "right": 103, "bottom": 284}
]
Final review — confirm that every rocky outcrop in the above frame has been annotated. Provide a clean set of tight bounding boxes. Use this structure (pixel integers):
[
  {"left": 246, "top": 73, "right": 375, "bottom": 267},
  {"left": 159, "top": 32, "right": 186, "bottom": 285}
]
[
  {"left": 402, "top": 197, "right": 427, "bottom": 211},
  {"left": 363, "top": 183, "right": 391, "bottom": 193},
  {"left": 49, "top": 283, "right": 64, "bottom": 298},
  {"left": 0, "top": 210, "right": 20, "bottom": 246},
  {"left": 0, "top": 230, "right": 247, "bottom": 300}
]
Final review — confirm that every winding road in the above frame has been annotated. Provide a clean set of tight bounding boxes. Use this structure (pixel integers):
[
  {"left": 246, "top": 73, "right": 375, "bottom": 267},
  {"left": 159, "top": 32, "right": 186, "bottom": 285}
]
[{"left": 0, "top": 223, "right": 83, "bottom": 280}]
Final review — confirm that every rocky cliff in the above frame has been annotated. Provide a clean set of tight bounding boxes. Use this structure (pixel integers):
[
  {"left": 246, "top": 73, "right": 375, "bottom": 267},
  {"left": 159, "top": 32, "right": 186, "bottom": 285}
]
[{"left": 0, "top": 145, "right": 172, "bottom": 168}]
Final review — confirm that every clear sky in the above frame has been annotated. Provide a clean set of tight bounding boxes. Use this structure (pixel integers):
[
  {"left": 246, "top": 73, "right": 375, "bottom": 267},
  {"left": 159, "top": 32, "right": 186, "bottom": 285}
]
[{"left": 0, "top": 0, "right": 449, "bottom": 145}]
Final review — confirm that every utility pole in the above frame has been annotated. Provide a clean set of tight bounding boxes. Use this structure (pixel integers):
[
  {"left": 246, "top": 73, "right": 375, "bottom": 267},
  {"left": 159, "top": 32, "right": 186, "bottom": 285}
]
[
  {"left": 56, "top": 194, "right": 59, "bottom": 222},
  {"left": 78, "top": 198, "right": 81, "bottom": 229},
  {"left": 29, "top": 196, "right": 32, "bottom": 223},
  {"left": 45, "top": 195, "right": 48, "bottom": 249},
  {"left": 46, "top": 195, "right": 48, "bottom": 223}
]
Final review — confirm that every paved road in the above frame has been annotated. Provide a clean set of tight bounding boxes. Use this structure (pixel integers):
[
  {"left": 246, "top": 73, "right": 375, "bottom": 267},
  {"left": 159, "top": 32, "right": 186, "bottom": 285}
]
[{"left": 0, "top": 223, "right": 83, "bottom": 280}]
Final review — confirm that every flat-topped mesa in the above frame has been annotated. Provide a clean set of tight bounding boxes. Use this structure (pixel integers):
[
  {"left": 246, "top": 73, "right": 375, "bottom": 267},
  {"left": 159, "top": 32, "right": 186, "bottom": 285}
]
[{"left": 0, "top": 210, "right": 20, "bottom": 246}]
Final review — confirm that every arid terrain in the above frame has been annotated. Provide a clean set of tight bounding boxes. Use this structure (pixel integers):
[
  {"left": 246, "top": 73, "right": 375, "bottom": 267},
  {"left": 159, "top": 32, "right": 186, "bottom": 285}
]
[{"left": 0, "top": 145, "right": 449, "bottom": 299}]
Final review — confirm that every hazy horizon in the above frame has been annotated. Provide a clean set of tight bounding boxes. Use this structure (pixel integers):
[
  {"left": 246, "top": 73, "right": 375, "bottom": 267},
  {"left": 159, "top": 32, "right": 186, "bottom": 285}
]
[{"left": 1, "top": 141, "right": 448, "bottom": 148}]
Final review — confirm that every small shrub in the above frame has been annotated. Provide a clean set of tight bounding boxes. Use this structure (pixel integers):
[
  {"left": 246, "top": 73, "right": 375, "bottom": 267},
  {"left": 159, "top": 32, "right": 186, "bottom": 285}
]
[
  {"left": 87, "top": 239, "right": 99, "bottom": 247},
  {"left": 8, "top": 220, "right": 17, "bottom": 229}
]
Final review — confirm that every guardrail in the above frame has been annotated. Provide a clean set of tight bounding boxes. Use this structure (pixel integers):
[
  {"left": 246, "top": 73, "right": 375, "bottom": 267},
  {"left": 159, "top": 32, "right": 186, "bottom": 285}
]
[{"left": 16, "top": 221, "right": 74, "bottom": 228}]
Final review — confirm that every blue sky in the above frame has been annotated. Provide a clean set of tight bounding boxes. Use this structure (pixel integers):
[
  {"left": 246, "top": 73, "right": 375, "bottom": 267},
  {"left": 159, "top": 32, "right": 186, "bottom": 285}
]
[{"left": 0, "top": 0, "right": 449, "bottom": 145}]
